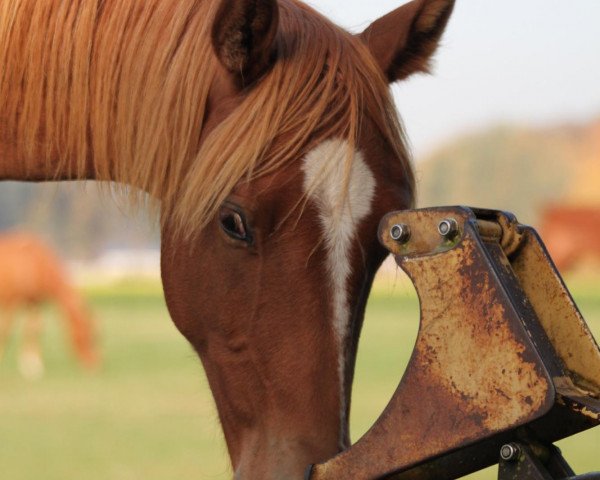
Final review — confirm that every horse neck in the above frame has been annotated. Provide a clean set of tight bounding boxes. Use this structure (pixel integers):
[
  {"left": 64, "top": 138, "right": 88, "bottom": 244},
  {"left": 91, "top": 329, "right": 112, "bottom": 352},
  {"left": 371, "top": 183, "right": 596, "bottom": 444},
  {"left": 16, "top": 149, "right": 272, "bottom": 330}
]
[
  {"left": 0, "top": 0, "right": 218, "bottom": 188},
  {"left": 0, "top": 130, "right": 90, "bottom": 182}
]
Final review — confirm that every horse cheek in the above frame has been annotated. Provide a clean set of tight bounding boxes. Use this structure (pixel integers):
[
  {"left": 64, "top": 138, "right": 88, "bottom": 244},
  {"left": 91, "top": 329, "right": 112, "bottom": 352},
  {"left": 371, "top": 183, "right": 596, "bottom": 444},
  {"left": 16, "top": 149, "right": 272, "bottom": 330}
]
[{"left": 160, "top": 229, "right": 256, "bottom": 354}]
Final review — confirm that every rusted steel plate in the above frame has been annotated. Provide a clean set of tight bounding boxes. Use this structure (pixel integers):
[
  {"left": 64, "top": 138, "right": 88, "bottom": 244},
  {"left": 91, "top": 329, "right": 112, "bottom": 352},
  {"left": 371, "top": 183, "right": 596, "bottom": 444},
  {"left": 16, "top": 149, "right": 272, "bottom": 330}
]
[
  {"left": 310, "top": 207, "right": 556, "bottom": 480},
  {"left": 310, "top": 206, "right": 600, "bottom": 480},
  {"left": 509, "top": 227, "right": 600, "bottom": 391}
]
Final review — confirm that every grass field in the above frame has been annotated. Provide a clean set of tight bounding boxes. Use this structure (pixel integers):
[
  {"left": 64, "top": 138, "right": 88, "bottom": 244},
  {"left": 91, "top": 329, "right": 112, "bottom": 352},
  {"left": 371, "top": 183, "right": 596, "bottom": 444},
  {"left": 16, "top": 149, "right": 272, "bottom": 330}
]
[{"left": 1, "top": 272, "right": 599, "bottom": 479}]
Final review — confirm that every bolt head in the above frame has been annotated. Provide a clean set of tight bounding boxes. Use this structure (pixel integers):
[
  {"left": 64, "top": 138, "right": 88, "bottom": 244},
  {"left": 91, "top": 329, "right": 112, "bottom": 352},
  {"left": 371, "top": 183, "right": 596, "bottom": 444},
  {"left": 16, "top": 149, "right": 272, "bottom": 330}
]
[
  {"left": 438, "top": 218, "right": 459, "bottom": 239},
  {"left": 390, "top": 224, "right": 410, "bottom": 243},
  {"left": 500, "top": 443, "right": 520, "bottom": 462}
]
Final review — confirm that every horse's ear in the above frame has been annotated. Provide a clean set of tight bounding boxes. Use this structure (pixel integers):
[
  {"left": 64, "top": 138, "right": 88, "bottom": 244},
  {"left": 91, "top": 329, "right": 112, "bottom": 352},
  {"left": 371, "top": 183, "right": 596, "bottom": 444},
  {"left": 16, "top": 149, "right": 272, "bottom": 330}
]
[
  {"left": 211, "top": 0, "right": 279, "bottom": 88},
  {"left": 360, "top": 0, "right": 455, "bottom": 83}
]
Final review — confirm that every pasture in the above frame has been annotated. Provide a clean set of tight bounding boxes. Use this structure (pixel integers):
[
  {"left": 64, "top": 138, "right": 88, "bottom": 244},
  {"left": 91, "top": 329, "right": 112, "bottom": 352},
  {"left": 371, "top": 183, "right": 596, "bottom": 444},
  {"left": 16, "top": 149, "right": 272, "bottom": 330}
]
[{"left": 1, "top": 271, "right": 598, "bottom": 479}]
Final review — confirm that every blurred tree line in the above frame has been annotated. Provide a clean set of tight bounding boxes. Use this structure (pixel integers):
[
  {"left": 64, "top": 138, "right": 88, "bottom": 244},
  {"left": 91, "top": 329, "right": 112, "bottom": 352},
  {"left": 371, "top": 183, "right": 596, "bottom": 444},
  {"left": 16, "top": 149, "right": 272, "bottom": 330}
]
[
  {"left": 0, "top": 182, "right": 159, "bottom": 259},
  {"left": 417, "top": 118, "right": 600, "bottom": 226}
]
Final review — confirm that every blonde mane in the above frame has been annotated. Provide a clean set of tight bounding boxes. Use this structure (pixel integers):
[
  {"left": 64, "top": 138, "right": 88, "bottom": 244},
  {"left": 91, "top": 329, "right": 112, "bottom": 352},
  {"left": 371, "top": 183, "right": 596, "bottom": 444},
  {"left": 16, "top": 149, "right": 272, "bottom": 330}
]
[{"left": 0, "top": 0, "right": 413, "bottom": 237}]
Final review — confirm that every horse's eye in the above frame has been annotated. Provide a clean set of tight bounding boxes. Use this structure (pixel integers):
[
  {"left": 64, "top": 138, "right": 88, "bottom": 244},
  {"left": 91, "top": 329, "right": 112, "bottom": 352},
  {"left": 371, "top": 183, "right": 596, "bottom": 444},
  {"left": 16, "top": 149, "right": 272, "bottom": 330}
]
[{"left": 219, "top": 208, "right": 251, "bottom": 243}]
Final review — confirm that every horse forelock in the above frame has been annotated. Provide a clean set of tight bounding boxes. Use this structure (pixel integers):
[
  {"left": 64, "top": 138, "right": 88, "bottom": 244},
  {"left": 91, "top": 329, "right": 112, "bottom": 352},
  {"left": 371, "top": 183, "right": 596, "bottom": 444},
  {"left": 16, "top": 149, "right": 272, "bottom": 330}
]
[{"left": 0, "top": 0, "right": 413, "bottom": 239}]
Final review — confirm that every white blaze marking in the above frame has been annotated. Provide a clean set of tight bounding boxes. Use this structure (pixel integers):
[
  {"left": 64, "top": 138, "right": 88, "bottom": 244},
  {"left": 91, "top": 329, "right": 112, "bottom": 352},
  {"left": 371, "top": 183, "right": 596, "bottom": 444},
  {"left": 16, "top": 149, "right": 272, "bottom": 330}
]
[{"left": 302, "top": 138, "right": 376, "bottom": 445}]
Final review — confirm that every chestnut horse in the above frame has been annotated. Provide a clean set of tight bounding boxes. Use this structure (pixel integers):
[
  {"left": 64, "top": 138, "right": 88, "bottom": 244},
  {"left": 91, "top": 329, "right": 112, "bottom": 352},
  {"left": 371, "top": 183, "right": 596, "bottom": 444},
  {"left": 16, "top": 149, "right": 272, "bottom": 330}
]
[
  {"left": 0, "top": 0, "right": 454, "bottom": 477},
  {"left": 540, "top": 205, "right": 600, "bottom": 272},
  {"left": 0, "top": 232, "right": 99, "bottom": 377}
]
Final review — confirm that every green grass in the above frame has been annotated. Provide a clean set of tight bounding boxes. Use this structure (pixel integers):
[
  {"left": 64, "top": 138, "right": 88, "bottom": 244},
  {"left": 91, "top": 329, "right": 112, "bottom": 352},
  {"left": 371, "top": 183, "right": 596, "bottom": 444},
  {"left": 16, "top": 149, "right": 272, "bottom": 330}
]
[{"left": 1, "top": 273, "right": 599, "bottom": 479}]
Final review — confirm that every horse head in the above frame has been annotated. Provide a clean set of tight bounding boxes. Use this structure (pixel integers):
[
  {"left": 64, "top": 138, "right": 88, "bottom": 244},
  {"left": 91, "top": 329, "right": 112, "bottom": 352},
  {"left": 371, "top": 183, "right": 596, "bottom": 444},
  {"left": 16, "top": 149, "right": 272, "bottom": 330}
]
[
  {"left": 160, "top": 0, "right": 455, "bottom": 477},
  {"left": 0, "top": 0, "right": 454, "bottom": 477}
]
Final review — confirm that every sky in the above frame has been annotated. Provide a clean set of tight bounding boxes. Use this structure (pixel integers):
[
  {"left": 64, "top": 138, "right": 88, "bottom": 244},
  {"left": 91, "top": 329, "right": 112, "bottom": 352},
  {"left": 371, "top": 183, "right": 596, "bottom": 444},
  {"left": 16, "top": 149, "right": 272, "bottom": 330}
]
[{"left": 307, "top": 0, "right": 600, "bottom": 158}]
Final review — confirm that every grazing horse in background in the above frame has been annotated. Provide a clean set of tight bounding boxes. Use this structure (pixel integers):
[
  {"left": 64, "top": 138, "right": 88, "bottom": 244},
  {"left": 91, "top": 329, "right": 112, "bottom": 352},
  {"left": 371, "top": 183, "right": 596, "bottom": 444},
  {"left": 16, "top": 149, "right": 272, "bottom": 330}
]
[
  {"left": 0, "top": 232, "right": 99, "bottom": 377},
  {"left": 0, "top": 0, "right": 454, "bottom": 477},
  {"left": 540, "top": 205, "right": 600, "bottom": 272}
]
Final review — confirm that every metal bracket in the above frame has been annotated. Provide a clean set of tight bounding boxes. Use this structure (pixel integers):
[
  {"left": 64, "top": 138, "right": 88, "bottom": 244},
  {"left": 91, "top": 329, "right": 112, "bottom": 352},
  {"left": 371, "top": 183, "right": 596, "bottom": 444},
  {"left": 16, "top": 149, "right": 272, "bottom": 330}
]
[
  {"left": 309, "top": 207, "right": 600, "bottom": 480},
  {"left": 498, "top": 441, "right": 600, "bottom": 480}
]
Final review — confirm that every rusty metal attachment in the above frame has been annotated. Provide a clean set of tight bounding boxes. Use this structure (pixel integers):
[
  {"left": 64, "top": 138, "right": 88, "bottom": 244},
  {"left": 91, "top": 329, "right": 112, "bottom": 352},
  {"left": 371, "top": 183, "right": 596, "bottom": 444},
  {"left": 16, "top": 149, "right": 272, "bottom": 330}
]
[
  {"left": 308, "top": 206, "right": 600, "bottom": 480},
  {"left": 495, "top": 441, "right": 600, "bottom": 479}
]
